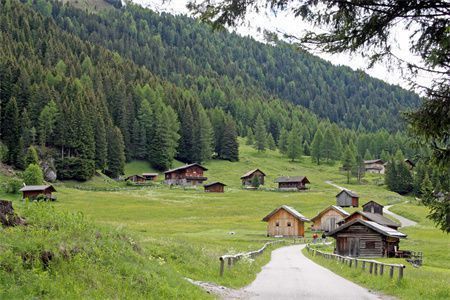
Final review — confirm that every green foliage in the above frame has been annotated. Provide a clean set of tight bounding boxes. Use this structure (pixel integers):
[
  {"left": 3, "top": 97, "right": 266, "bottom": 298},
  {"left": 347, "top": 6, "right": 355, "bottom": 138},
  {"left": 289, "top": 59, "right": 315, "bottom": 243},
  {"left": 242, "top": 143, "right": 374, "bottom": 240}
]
[
  {"left": 286, "top": 127, "right": 302, "bottom": 161},
  {"left": 23, "top": 163, "right": 44, "bottom": 185},
  {"left": 38, "top": 100, "right": 59, "bottom": 146},
  {"left": 277, "top": 128, "right": 288, "bottom": 154},
  {"left": 56, "top": 157, "right": 95, "bottom": 181},
  {"left": 2, "top": 177, "right": 23, "bottom": 194},
  {"left": 107, "top": 126, "right": 125, "bottom": 178},
  {"left": 251, "top": 174, "right": 260, "bottom": 188},
  {"left": 266, "top": 132, "right": 276, "bottom": 151},
  {"left": 341, "top": 147, "right": 355, "bottom": 184},
  {"left": 311, "top": 129, "right": 324, "bottom": 165},
  {"left": 246, "top": 127, "right": 254, "bottom": 145},
  {"left": 385, "top": 159, "right": 413, "bottom": 194},
  {"left": 322, "top": 127, "right": 338, "bottom": 163},
  {"left": 3, "top": 97, "right": 20, "bottom": 166},
  {"left": 254, "top": 114, "right": 266, "bottom": 152},
  {"left": 25, "top": 146, "right": 39, "bottom": 167}
]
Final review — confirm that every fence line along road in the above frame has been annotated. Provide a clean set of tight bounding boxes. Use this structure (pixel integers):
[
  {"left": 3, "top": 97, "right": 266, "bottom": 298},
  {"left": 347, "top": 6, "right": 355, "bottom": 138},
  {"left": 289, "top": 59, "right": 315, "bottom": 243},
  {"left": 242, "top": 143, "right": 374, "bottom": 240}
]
[{"left": 306, "top": 244, "right": 406, "bottom": 280}]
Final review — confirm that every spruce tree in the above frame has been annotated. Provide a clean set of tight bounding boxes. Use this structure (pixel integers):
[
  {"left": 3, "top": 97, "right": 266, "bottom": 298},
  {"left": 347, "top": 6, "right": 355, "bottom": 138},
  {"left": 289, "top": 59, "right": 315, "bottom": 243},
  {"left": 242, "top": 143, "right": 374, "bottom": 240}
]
[
  {"left": 246, "top": 127, "right": 254, "bottom": 145},
  {"left": 178, "top": 103, "right": 194, "bottom": 162},
  {"left": 107, "top": 126, "right": 125, "bottom": 178},
  {"left": 95, "top": 118, "right": 108, "bottom": 170},
  {"left": 3, "top": 97, "right": 20, "bottom": 166},
  {"left": 254, "top": 114, "right": 266, "bottom": 152},
  {"left": 420, "top": 173, "right": 434, "bottom": 204},
  {"left": 322, "top": 127, "right": 338, "bottom": 163},
  {"left": 198, "top": 107, "right": 214, "bottom": 162},
  {"left": 25, "top": 145, "right": 39, "bottom": 167},
  {"left": 278, "top": 128, "right": 288, "bottom": 154},
  {"left": 396, "top": 161, "right": 414, "bottom": 194},
  {"left": 385, "top": 159, "right": 398, "bottom": 192},
  {"left": 364, "top": 149, "right": 372, "bottom": 160},
  {"left": 221, "top": 116, "right": 239, "bottom": 161},
  {"left": 286, "top": 130, "right": 302, "bottom": 161},
  {"left": 310, "top": 129, "right": 324, "bottom": 165},
  {"left": 266, "top": 133, "right": 276, "bottom": 151},
  {"left": 38, "top": 100, "right": 58, "bottom": 146},
  {"left": 342, "top": 147, "right": 355, "bottom": 184},
  {"left": 23, "top": 163, "right": 44, "bottom": 185}
]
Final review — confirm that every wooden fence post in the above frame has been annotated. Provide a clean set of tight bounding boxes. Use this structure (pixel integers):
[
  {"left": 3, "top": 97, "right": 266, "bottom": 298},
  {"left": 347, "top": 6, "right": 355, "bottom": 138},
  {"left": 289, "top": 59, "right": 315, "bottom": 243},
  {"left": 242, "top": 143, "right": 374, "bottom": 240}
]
[
  {"left": 349, "top": 259, "right": 353, "bottom": 267},
  {"left": 227, "top": 257, "right": 232, "bottom": 268},
  {"left": 369, "top": 262, "right": 374, "bottom": 274},
  {"left": 220, "top": 258, "right": 224, "bottom": 276},
  {"left": 389, "top": 266, "right": 394, "bottom": 279},
  {"left": 380, "top": 264, "right": 384, "bottom": 276},
  {"left": 374, "top": 263, "right": 378, "bottom": 275},
  {"left": 398, "top": 266, "right": 404, "bottom": 281},
  {"left": 362, "top": 261, "right": 366, "bottom": 270},
  {"left": 355, "top": 259, "right": 358, "bottom": 268}
]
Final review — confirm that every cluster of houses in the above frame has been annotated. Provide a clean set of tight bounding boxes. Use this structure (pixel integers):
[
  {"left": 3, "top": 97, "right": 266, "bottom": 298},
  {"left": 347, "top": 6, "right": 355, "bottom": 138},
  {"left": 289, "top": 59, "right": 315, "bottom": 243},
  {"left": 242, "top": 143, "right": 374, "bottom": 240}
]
[
  {"left": 125, "top": 164, "right": 311, "bottom": 193},
  {"left": 263, "top": 189, "right": 407, "bottom": 258},
  {"left": 364, "top": 159, "right": 415, "bottom": 174}
]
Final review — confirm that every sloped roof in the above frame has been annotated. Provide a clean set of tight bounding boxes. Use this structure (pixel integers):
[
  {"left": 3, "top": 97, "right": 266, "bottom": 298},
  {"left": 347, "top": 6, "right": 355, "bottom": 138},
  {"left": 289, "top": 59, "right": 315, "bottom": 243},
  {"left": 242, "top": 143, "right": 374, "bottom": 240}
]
[
  {"left": 404, "top": 159, "right": 415, "bottom": 167},
  {"left": 19, "top": 185, "right": 56, "bottom": 192},
  {"left": 336, "top": 189, "right": 359, "bottom": 198},
  {"left": 311, "top": 205, "right": 350, "bottom": 222},
  {"left": 274, "top": 176, "right": 310, "bottom": 184},
  {"left": 125, "top": 174, "right": 145, "bottom": 180},
  {"left": 362, "top": 200, "right": 384, "bottom": 208},
  {"left": 326, "top": 219, "right": 406, "bottom": 238},
  {"left": 364, "top": 159, "right": 385, "bottom": 164},
  {"left": 204, "top": 181, "right": 226, "bottom": 188},
  {"left": 345, "top": 211, "right": 400, "bottom": 228},
  {"left": 164, "top": 163, "right": 208, "bottom": 174},
  {"left": 240, "top": 169, "right": 266, "bottom": 179},
  {"left": 262, "top": 205, "right": 310, "bottom": 222},
  {"left": 142, "top": 173, "right": 158, "bottom": 176}
]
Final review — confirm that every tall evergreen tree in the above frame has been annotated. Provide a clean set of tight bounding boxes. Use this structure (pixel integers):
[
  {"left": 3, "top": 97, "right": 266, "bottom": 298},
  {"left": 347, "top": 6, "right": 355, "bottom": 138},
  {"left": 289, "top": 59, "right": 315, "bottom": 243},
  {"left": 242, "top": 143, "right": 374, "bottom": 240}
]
[
  {"left": 3, "top": 98, "right": 20, "bottom": 166},
  {"left": 278, "top": 128, "right": 288, "bottom": 154},
  {"left": 310, "top": 129, "right": 324, "bottom": 165},
  {"left": 25, "top": 145, "right": 39, "bottom": 167},
  {"left": 342, "top": 147, "right": 355, "bottom": 184},
  {"left": 246, "top": 127, "right": 254, "bottom": 145},
  {"left": 107, "top": 126, "right": 125, "bottom": 178},
  {"left": 178, "top": 103, "right": 194, "bottom": 162},
  {"left": 266, "top": 132, "right": 276, "bottom": 151},
  {"left": 254, "top": 114, "right": 266, "bottom": 152},
  {"left": 220, "top": 116, "right": 239, "bottom": 161},
  {"left": 286, "top": 128, "right": 302, "bottom": 161},
  {"left": 38, "top": 100, "right": 58, "bottom": 146},
  {"left": 322, "top": 127, "right": 338, "bottom": 163},
  {"left": 95, "top": 118, "right": 108, "bottom": 170},
  {"left": 198, "top": 107, "right": 214, "bottom": 162}
]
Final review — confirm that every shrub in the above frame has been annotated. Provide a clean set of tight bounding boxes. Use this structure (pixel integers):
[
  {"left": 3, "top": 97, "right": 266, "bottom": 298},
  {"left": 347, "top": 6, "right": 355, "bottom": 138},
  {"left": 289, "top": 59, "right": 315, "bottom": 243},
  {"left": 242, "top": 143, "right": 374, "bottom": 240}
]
[
  {"left": 2, "top": 178, "right": 23, "bottom": 194},
  {"left": 22, "top": 164, "right": 44, "bottom": 185}
]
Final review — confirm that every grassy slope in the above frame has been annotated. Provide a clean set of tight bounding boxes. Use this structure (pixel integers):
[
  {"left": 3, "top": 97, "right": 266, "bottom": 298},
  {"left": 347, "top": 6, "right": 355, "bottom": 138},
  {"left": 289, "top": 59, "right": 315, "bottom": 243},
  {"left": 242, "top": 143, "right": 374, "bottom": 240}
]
[{"left": 1, "top": 139, "right": 449, "bottom": 298}]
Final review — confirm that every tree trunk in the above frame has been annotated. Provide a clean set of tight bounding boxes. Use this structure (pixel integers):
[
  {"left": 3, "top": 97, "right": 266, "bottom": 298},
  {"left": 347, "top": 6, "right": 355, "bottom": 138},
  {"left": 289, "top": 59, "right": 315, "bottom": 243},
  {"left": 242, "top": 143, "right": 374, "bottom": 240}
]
[{"left": 0, "top": 200, "right": 26, "bottom": 227}]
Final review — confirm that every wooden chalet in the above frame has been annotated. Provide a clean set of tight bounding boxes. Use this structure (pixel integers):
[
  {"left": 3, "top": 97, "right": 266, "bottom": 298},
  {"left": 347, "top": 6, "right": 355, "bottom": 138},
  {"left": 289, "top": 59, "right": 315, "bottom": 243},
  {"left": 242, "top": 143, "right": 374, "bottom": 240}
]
[
  {"left": 164, "top": 163, "right": 207, "bottom": 186},
  {"left": 274, "top": 176, "right": 310, "bottom": 191},
  {"left": 343, "top": 211, "right": 400, "bottom": 230},
  {"left": 19, "top": 185, "right": 56, "bottom": 201},
  {"left": 204, "top": 182, "right": 226, "bottom": 193},
  {"left": 240, "top": 169, "right": 265, "bottom": 187},
  {"left": 142, "top": 173, "right": 158, "bottom": 181},
  {"left": 326, "top": 219, "right": 407, "bottom": 257},
  {"left": 125, "top": 174, "right": 146, "bottom": 184},
  {"left": 336, "top": 189, "right": 359, "bottom": 207},
  {"left": 262, "top": 205, "right": 310, "bottom": 237},
  {"left": 311, "top": 205, "right": 349, "bottom": 232},
  {"left": 363, "top": 201, "right": 384, "bottom": 215},
  {"left": 364, "top": 159, "right": 385, "bottom": 174}
]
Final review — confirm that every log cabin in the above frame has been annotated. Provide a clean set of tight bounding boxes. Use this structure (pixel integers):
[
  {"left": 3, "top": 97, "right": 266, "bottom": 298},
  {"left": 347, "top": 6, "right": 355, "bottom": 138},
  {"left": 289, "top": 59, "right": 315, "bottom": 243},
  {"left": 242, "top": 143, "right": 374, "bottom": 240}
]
[
  {"left": 311, "top": 205, "right": 350, "bottom": 232},
  {"left": 204, "top": 182, "right": 226, "bottom": 193},
  {"left": 362, "top": 200, "right": 383, "bottom": 214},
  {"left": 19, "top": 185, "right": 56, "bottom": 201},
  {"left": 364, "top": 159, "right": 386, "bottom": 174},
  {"left": 240, "top": 169, "right": 265, "bottom": 187},
  {"left": 336, "top": 189, "right": 359, "bottom": 207},
  {"left": 142, "top": 173, "right": 158, "bottom": 181},
  {"left": 343, "top": 211, "right": 400, "bottom": 230},
  {"left": 326, "top": 219, "right": 407, "bottom": 257},
  {"left": 274, "top": 176, "right": 310, "bottom": 191},
  {"left": 262, "top": 205, "right": 310, "bottom": 237},
  {"left": 125, "top": 174, "right": 146, "bottom": 184},
  {"left": 164, "top": 163, "right": 208, "bottom": 186}
]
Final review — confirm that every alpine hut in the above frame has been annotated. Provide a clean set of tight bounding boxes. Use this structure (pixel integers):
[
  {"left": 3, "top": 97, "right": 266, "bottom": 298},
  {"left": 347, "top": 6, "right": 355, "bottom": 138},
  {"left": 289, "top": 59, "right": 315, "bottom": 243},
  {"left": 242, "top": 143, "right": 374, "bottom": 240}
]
[
  {"left": 19, "top": 185, "right": 56, "bottom": 201},
  {"left": 336, "top": 189, "right": 359, "bottom": 207},
  {"left": 364, "top": 159, "right": 386, "bottom": 174},
  {"left": 240, "top": 169, "right": 265, "bottom": 187},
  {"left": 125, "top": 174, "right": 146, "bottom": 184},
  {"left": 362, "top": 200, "right": 384, "bottom": 214},
  {"left": 274, "top": 176, "right": 310, "bottom": 191},
  {"left": 204, "top": 182, "right": 226, "bottom": 193},
  {"left": 262, "top": 205, "right": 310, "bottom": 237},
  {"left": 164, "top": 163, "right": 208, "bottom": 186},
  {"left": 326, "top": 219, "right": 407, "bottom": 257},
  {"left": 142, "top": 173, "right": 158, "bottom": 181},
  {"left": 311, "top": 205, "right": 350, "bottom": 232}
]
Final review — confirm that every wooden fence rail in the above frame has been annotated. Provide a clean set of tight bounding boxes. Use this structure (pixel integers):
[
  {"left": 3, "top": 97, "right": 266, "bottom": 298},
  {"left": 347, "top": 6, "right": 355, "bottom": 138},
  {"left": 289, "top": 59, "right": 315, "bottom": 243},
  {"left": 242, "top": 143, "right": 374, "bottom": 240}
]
[
  {"left": 306, "top": 244, "right": 405, "bottom": 281},
  {"left": 219, "top": 238, "right": 312, "bottom": 276}
]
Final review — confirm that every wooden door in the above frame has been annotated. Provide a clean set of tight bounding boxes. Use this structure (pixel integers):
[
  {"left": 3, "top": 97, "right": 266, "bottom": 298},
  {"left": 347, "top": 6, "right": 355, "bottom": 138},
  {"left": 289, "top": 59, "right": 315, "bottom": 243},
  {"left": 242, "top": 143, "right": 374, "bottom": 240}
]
[{"left": 348, "top": 238, "right": 360, "bottom": 257}]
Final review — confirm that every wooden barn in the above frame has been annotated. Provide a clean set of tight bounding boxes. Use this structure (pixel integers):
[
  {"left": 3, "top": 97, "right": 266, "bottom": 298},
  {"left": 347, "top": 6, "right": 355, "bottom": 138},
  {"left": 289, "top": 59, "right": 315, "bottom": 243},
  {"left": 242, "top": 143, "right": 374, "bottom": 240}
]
[
  {"left": 326, "top": 219, "right": 407, "bottom": 257},
  {"left": 262, "top": 205, "right": 310, "bottom": 237},
  {"left": 19, "top": 185, "right": 56, "bottom": 201},
  {"left": 240, "top": 169, "right": 265, "bottom": 187},
  {"left": 204, "top": 182, "right": 226, "bottom": 193},
  {"left": 336, "top": 189, "right": 359, "bottom": 207},
  {"left": 274, "top": 176, "right": 310, "bottom": 191},
  {"left": 363, "top": 200, "right": 383, "bottom": 214},
  {"left": 142, "top": 173, "right": 158, "bottom": 181},
  {"left": 125, "top": 174, "right": 146, "bottom": 184},
  {"left": 343, "top": 211, "right": 400, "bottom": 230},
  {"left": 311, "top": 205, "right": 350, "bottom": 232},
  {"left": 364, "top": 159, "right": 386, "bottom": 174},
  {"left": 164, "top": 163, "right": 208, "bottom": 186}
]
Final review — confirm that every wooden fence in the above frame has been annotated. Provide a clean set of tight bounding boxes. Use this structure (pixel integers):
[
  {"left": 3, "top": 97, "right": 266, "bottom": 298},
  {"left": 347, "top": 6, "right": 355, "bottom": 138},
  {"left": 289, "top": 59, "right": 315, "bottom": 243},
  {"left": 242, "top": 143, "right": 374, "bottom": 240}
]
[
  {"left": 219, "top": 238, "right": 312, "bottom": 276},
  {"left": 306, "top": 244, "right": 406, "bottom": 280}
]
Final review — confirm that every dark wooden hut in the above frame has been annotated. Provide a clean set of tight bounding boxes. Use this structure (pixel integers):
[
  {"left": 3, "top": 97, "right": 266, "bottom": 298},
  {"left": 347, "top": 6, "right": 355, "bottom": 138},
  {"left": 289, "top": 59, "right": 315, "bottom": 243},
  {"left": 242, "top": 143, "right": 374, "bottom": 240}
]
[
  {"left": 343, "top": 211, "right": 400, "bottom": 230},
  {"left": 240, "top": 169, "right": 265, "bottom": 187},
  {"left": 364, "top": 159, "right": 386, "bottom": 174},
  {"left": 326, "top": 219, "right": 406, "bottom": 257},
  {"left": 262, "top": 205, "right": 310, "bottom": 237},
  {"left": 164, "top": 163, "right": 208, "bottom": 186},
  {"left": 125, "top": 174, "right": 146, "bottom": 184},
  {"left": 336, "top": 189, "right": 359, "bottom": 207},
  {"left": 204, "top": 182, "right": 226, "bottom": 193},
  {"left": 142, "top": 173, "right": 158, "bottom": 181},
  {"left": 362, "top": 201, "right": 384, "bottom": 215},
  {"left": 19, "top": 185, "right": 56, "bottom": 201},
  {"left": 274, "top": 176, "right": 310, "bottom": 191}
]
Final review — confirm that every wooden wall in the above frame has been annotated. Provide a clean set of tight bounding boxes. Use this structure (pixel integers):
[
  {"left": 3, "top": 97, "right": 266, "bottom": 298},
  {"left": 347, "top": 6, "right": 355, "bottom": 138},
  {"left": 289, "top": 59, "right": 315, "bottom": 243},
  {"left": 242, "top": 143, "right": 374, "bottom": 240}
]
[
  {"left": 266, "top": 209, "right": 304, "bottom": 237},
  {"left": 334, "top": 224, "right": 387, "bottom": 257},
  {"left": 313, "top": 209, "right": 346, "bottom": 232}
]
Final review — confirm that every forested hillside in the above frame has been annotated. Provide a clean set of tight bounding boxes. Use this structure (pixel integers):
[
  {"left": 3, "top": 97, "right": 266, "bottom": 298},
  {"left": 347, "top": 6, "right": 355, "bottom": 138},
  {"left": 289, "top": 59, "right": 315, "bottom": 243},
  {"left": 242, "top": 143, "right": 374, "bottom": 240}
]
[{"left": 0, "top": 0, "right": 419, "bottom": 181}]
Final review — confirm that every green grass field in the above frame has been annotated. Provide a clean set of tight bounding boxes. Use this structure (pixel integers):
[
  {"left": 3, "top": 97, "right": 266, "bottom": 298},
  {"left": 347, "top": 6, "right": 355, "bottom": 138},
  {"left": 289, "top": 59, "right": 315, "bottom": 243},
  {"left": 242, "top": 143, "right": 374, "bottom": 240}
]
[{"left": 1, "top": 139, "right": 449, "bottom": 298}]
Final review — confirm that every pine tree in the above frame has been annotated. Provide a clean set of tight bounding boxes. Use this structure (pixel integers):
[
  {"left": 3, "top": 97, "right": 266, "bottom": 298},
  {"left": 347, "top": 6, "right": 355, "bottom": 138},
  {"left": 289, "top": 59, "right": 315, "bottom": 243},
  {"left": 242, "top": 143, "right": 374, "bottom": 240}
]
[
  {"left": 385, "top": 159, "right": 397, "bottom": 191},
  {"left": 25, "top": 145, "right": 39, "bottom": 167},
  {"left": 278, "top": 128, "right": 288, "bottom": 154},
  {"left": 246, "top": 127, "right": 254, "bottom": 145},
  {"left": 254, "top": 114, "right": 266, "bottom": 152},
  {"left": 286, "top": 130, "right": 302, "bottom": 161},
  {"left": 322, "top": 127, "right": 338, "bottom": 163},
  {"left": 3, "top": 97, "right": 20, "bottom": 166},
  {"left": 198, "top": 107, "right": 214, "bottom": 162},
  {"left": 23, "top": 163, "right": 43, "bottom": 185},
  {"left": 352, "top": 153, "right": 365, "bottom": 184},
  {"left": 107, "top": 126, "right": 125, "bottom": 179},
  {"left": 38, "top": 100, "right": 58, "bottom": 146},
  {"left": 342, "top": 147, "right": 355, "bottom": 184},
  {"left": 413, "top": 163, "right": 426, "bottom": 195},
  {"left": 420, "top": 173, "right": 434, "bottom": 204},
  {"left": 364, "top": 148, "right": 372, "bottom": 160},
  {"left": 220, "top": 116, "right": 239, "bottom": 161},
  {"left": 310, "top": 129, "right": 324, "bottom": 165},
  {"left": 380, "top": 149, "right": 390, "bottom": 162},
  {"left": 396, "top": 161, "right": 414, "bottom": 194},
  {"left": 178, "top": 103, "right": 194, "bottom": 162},
  {"left": 95, "top": 118, "right": 108, "bottom": 170},
  {"left": 266, "top": 132, "right": 276, "bottom": 151}
]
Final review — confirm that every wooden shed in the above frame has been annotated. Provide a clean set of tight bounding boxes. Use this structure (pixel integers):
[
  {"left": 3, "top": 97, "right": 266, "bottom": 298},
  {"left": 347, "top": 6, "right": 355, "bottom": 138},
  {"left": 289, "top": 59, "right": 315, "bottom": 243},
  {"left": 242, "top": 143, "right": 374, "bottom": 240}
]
[
  {"left": 311, "top": 205, "right": 349, "bottom": 232},
  {"left": 262, "top": 205, "right": 310, "bottom": 237},
  {"left": 362, "top": 201, "right": 384, "bottom": 215},
  {"left": 19, "top": 185, "right": 56, "bottom": 201},
  {"left": 125, "top": 174, "right": 146, "bottom": 184},
  {"left": 204, "top": 182, "right": 226, "bottom": 193},
  {"left": 240, "top": 169, "right": 265, "bottom": 187},
  {"left": 364, "top": 159, "right": 386, "bottom": 174},
  {"left": 164, "top": 163, "right": 208, "bottom": 186},
  {"left": 336, "top": 189, "right": 359, "bottom": 207},
  {"left": 274, "top": 176, "right": 310, "bottom": 191},
  {"left": 343, "top": 211, "right": 400, "bottom": 230},
  {"left": 142, "top": 173, "right": 158, "bottom": 181},
  {"left": 326, "top": 219, "right": 406, "bottom": 257}
]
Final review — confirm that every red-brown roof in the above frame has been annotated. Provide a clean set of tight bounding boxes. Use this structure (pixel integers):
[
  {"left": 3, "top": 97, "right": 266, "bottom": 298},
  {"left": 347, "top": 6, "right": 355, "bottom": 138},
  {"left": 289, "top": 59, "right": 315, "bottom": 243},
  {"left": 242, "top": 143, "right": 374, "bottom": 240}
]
[
  {"left": 240, "top": 169, "right": 266, "bottom": 179},
  {"left": 164, "top": 163, "right": 208, "bottom": 174}
]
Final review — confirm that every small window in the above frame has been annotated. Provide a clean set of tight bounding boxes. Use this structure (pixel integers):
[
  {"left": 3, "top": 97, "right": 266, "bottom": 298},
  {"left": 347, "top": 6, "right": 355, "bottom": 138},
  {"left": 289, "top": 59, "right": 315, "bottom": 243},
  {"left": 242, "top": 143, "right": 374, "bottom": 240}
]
[
  {"left": 287, "top": 222, "right": 292, "bottom": 227},
  {"left": 275, "top": 222, "right": 280, "bottom": 227},
  {"left": 366, "top": 241, "right": 376, "bottom": 249}
]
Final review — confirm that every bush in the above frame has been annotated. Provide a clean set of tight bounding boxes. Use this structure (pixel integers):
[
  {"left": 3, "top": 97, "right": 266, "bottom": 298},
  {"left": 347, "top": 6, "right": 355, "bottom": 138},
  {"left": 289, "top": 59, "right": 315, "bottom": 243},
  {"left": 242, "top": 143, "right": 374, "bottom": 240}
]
[
  {"left": 2, "top": 178, "right": 23, "bottom": 194},
  {"left": 23, "top": 164, "right": 44, "bottom": 185},
  {"left": 55, "top": 157, "right": 95, "bottom": 181}
]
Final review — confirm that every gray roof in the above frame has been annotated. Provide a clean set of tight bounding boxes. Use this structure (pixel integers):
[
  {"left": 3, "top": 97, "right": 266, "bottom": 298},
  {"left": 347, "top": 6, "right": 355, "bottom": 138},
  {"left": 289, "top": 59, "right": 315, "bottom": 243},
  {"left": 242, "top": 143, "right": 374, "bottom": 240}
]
[
  {"left": 336, "top": 189, "right": 359, "bottom": 198},
  {"left": 164, "top": 163, "right": 208, "bottom": 174},
  {"left": 19, "top": 185, "right": 56, "bottom": 192},
  {"left": 262, "top": 205, "right": 310, "bottom": 222},
  {"left": 274, "top": 176, "right": 310, "bottom": 183},
  {"left": 311, "top": 205, "right": 350, "bottom": 221},
  {"left": 346, "top": 211, "right": 400, "bottom": 228},
  {"left": 204, "top": 181, "right": 226, "bottom": 188},
  {"left": 142, "top": 173, "right": 158, "bottom": 176},
  {"left": 125, "top": 174, "right": 145, "bottom": 180},
  {"left": 240, "top": 169, "right": 266, "bottom": 179},
  {"left": 364, "top": 159, "right": 385, "bottom": 164},
  {"left": 327, "top": 219, "right": 406, "bottom": 238},
  {"left": 362, "top": 200, "right": 384, "bottom": 208}
]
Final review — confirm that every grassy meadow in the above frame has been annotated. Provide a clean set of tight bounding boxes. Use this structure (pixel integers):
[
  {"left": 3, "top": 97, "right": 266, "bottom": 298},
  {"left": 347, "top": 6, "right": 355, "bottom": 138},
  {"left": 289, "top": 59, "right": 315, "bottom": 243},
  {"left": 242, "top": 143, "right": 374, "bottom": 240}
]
[{"left": 1, "top": 139, "right": 449, "bottom": 298}]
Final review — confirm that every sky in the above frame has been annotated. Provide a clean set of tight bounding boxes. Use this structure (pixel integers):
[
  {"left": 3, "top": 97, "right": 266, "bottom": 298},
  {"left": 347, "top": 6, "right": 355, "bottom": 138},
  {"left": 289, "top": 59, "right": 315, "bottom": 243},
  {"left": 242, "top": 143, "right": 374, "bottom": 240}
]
[{"left": 131, "top": 0, "right": 432, "bottom": 92}]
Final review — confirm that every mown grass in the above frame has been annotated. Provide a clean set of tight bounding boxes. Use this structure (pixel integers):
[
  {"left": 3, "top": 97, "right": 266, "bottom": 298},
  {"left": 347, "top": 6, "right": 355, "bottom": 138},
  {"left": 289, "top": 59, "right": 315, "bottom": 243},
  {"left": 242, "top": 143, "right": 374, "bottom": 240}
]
[{"left": 1, "top": 139, "right": 449, "bottom": 298}]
